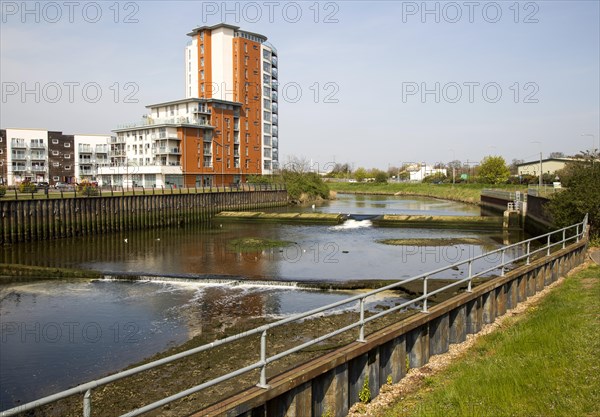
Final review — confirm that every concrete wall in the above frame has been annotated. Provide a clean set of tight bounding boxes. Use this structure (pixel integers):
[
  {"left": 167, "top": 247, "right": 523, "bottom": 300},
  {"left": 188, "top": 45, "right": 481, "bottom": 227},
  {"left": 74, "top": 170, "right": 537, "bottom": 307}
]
[{"left": 194, "top": 238, "right": 588, "bottom": 417}]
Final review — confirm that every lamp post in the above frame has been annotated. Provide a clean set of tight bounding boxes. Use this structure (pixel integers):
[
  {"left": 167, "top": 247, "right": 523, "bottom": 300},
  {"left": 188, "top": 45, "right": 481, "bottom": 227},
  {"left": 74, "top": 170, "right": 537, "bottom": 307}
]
[
  {"left": 581, "top": 133, "right": 597, "bottom": 155},
  {"left": 449, "top": 149, "right": 456, "bottom": 184},
  {"left": 531, "top": 141, "right": 542, "bottom": 188}
]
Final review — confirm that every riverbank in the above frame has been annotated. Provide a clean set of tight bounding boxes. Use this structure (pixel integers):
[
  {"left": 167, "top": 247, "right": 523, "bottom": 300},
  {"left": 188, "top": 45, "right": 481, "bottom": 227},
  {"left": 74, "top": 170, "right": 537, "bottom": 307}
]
[
  {"left": 348, "top": 253, "right": 600, "bottom": 417},
  {"left": 327, "top": 183, "right": 526, "bottom": 205}
]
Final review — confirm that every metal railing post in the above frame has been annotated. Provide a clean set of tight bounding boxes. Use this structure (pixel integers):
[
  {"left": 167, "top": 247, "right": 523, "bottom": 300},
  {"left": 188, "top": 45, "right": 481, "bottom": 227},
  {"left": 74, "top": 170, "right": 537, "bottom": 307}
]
[
  {"left": 501, "top": 249, "right": 506, "bottom": 276},
  {"left": 576, "top": 224, "right": 580, "bottom": 242},
  {"left": 547, "top": 235, "right": 551, "bottom": 256},
  {"left": 358, "top": 298, "right": 366, "bottom": 342},
  {"left": 526, "top": 241, "right": 531, "bottom": 265},
  {"left": 83, "top": 389, "right": 91, "bottom": 417},
  {"left": 562, "top": 229, "right": 566, "bottom": 249},
  {"left": 258, "top": 330, "right": 269, "bottom": 389},
  {"left": 467, "top": 262, "right": 473, "bottom": 292},
  {"left": 422, "top": 276, "right": 428, "bottom": 313}
]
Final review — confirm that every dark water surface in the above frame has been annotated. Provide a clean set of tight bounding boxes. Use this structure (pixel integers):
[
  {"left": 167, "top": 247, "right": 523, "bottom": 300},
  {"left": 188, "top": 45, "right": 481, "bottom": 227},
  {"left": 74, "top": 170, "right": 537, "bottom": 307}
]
[{"left": 0, "top": 194, "right": 519, "bottom": 410}]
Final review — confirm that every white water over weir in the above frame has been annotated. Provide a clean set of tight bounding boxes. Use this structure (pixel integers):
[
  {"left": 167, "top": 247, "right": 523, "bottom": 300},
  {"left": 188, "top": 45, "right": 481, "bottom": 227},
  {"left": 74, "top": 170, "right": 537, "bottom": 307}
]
[{"left": 102, "top": 275, "right": 301, "bottom": 289}]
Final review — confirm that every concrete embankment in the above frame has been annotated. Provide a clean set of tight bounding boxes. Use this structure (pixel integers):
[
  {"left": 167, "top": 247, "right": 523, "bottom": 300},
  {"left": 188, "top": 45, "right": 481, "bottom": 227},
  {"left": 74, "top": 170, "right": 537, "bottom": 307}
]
[
  {"left": 215, "top": 211, "right": 345, "bottom": 224},
  {"left": 373, "top": 214, "right": 504, "bottom": 230}
]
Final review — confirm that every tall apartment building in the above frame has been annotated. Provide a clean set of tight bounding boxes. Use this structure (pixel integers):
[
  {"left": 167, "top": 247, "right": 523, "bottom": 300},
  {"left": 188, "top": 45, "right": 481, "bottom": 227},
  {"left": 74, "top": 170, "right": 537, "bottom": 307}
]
[
  {"left": 185, "top": 24, "right": 279, "bottom": 175},
  {"left": 0, "top": 128, "right": 112, "bottom": 186},
  {"left": 101, "top": 24, "right": 278, "bottom": 189}
]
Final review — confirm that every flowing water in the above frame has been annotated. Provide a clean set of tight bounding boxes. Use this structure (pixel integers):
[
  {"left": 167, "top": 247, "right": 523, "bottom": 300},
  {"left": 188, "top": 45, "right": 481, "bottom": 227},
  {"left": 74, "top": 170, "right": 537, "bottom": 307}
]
[{"left": 0, "top": 194, "right": 520, "bottom": 410}]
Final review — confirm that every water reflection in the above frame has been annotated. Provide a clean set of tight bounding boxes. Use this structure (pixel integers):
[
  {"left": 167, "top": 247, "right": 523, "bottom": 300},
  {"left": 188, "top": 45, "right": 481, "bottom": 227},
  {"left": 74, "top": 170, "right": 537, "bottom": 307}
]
[{"left": 0, "top": 279, "right": 353, "bottom": 410}]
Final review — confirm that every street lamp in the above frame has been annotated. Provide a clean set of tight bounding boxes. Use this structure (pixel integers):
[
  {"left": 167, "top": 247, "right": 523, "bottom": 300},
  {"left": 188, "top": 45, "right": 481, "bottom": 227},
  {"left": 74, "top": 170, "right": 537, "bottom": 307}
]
[
  {"left": 531, "top": 141, "right": 543, "bottom": 188},
  {"left": 581, "top": 133, "right": 597, "bottom": 154}
]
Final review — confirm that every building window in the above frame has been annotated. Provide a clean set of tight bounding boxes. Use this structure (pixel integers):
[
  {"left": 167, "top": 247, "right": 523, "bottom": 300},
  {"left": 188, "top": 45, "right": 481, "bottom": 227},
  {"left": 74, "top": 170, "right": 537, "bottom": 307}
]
[
  {"left": 65, "top": 165, "right": 71, "bottom": 170},
  {"left": 200, "top": 44, "right": 204, "bottom": 53},
  {"left": 52, "top": 150, "right": 59, "bottom": 156},
  {"left": 52, "top": 139, "right": 59, "bottom": 144},
  {"left": 244, "top": 43, "right": 247, "bottom": 53},
  {"left": 200, "top": 57, "right": 204, "bottom": 67},
  {"left": 200, "top": 70, "right": 204, "bottom": 80},
  {"left": 53, "top": 162, "right": 59, "bottom": 167},
  {"left": 64, "top": 143, "right": 70, "bottom": 147},
  {"left": 200, "top": 32, "right": 204, "bottom": 41},
  {"left": 65, "top": 154, "right": 71, "bottom": 159}
]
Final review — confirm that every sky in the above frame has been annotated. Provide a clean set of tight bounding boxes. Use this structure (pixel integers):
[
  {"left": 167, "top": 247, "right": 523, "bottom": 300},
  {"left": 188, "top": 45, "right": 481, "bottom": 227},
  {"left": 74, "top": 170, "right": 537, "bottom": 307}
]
[{"left": 1, "top": 1, "right": 599, "bottom": 171}]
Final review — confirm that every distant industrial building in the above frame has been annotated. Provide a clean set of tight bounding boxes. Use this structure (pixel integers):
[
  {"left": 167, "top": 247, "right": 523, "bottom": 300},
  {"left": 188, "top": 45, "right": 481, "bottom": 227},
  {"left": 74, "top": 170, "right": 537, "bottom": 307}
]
[{"left": 516, "top": 158, "right": 579, "bottom": 177}]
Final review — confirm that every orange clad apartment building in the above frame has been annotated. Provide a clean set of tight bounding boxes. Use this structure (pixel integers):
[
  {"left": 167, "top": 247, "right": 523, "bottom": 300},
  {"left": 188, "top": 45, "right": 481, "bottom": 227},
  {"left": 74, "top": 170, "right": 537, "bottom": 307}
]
[{"left": 102, "top": 24, "right": 278, "bottom": 188}]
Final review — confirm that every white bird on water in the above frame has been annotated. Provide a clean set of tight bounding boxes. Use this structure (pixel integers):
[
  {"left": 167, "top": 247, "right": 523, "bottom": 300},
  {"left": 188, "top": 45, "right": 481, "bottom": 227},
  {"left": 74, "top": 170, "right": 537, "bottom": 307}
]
[{"left": 124, "top": 238, "right": 128, "bottom": 243}]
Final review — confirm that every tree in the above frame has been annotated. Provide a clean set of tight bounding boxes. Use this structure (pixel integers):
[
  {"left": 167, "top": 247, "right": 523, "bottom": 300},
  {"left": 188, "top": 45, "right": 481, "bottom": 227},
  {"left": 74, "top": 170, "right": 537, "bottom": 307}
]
[
  {"left": 549, "top": 151, "right": 565, "bottom": 158},
  {"left": 477, "top": 156, "right": 510, "bottom": 184},
  {"left": 353, "top": 167, "right": 368, "bottom": 182},
  {"left": 509, "top": 158, "right": 524, "bottom": 175},
  {"left": 549, "top": 161, "right": 600, "bottom": 239}
]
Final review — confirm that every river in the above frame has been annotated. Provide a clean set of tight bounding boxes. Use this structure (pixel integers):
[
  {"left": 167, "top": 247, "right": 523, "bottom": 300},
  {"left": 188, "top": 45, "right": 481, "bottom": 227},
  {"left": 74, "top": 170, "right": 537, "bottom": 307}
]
[{"left": 0, "top": 194, "right": 519, "bottom": 410}]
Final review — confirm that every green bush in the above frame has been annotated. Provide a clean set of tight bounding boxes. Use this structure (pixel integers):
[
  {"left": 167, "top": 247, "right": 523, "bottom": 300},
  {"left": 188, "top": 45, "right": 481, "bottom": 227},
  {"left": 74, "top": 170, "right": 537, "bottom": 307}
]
[
  {"left": 0, "top": 186, "right": 6, "bottom": 197},
  {"left": 422, "top": 172, "right": 448, "bottom": 183},
  {"left": 283, "top": 172, "right": 329, "bottom": 201},
  {"left": 76, "top": 180, "right": 99, "bottom": 196},
  {"left": 18, "top": 181, "right": 37, "bottom": 193},
  {"left": 549, "top": 161, "right": 599, "bottom": 239}
]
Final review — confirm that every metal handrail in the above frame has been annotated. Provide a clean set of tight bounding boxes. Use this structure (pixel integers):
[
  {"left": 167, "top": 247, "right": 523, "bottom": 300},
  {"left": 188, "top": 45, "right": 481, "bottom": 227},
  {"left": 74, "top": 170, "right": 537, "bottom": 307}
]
[{"left": 1, "top": 214, "right": 588, "bottom": 417}]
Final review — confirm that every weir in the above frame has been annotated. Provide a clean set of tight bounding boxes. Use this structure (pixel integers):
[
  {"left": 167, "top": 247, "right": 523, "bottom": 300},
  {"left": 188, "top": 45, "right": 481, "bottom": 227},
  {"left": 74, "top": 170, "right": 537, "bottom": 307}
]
[{"left": 217, "top": 211, "right": 508, "bottom": 230}]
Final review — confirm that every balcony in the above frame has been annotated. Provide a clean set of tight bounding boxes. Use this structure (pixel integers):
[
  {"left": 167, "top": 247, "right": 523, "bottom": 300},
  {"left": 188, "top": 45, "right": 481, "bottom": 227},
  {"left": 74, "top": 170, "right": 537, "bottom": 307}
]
[
  {"left": 11, "top": 140, "right": 27, "bottom": 148},
  {"left": 11, "top": 153, "right": 27, "bottom": 160},
  {"left": 30, "top": 153, "right": 46, "bottom": 160},
  {"left": 193, "top": 106, "right": 211, "bottom": 114},
  {"left": 79, "top": 145, "right": 93, "bottom": 153},
  {"left": 271, "top": 68, "right": 278, "bottom": 79},
  {"left": 155, "top": 147, "right": 181, "bottom": 155},
  {"left": 151, "top": 133, "right": 180, "bottom": 141},
  {"left": 95, "top": 145, "right": 109, "bottom": 153},
  {"left": 272, "top": 115, "right": 278, "bottom": 125},
  {"left": 234, "top": 121, "right": 239, "bottom": 131},
  {"left": 30, "top": 142, "right": 46, "bottom": 149},
  {"left": 79, "top": 159, "right": 94, "bottom": 165},
  {"left": 272, "top": 91, "right": 278, "bottom": 102},
  {"left": 111, "top": 136, "right": 126, "bottom": 143},
  {"left": 12, "top": 165, "right": 27, "bottom": 172},
  {"left": 271, "top": 56, "right": 278, "bottom": 67},
  {"left": 31, "top": 166, "right": 46, "bottom": 172}
]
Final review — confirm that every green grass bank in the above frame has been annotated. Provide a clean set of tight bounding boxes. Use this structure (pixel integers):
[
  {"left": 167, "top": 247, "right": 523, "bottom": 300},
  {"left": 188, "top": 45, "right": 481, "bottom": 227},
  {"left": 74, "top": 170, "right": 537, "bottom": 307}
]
[
  {"left": 327, "top": 182, "right": 526, "bottom": 205},
  {"left": 375, "top": 262, "right": 600, "bottom": 417}
]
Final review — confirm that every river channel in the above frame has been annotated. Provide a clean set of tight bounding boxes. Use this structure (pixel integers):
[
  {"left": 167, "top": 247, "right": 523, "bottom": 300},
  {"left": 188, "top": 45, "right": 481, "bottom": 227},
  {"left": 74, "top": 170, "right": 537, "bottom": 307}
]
[{"left": 0, "top": 194, "right": 521, "bottom": 410}]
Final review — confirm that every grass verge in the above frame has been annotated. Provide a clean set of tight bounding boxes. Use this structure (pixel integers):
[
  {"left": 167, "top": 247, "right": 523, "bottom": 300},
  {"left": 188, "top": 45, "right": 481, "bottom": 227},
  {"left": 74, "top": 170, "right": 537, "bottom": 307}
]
[
  {"left": 376, "top": 263, "right": 600, "bottom": 417},
  {"left": 327, "top": 183, "right": 526, "bottom": 205}
]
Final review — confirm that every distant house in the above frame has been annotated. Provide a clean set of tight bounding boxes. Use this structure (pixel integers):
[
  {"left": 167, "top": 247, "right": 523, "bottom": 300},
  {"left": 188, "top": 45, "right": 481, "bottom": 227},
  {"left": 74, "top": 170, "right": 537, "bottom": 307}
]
[
  {"left": 408, "top": 164, "right": 447, "bottom": 182},
  {"left": 516, "top": 158, "right": 580, "bottom": 177}
]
